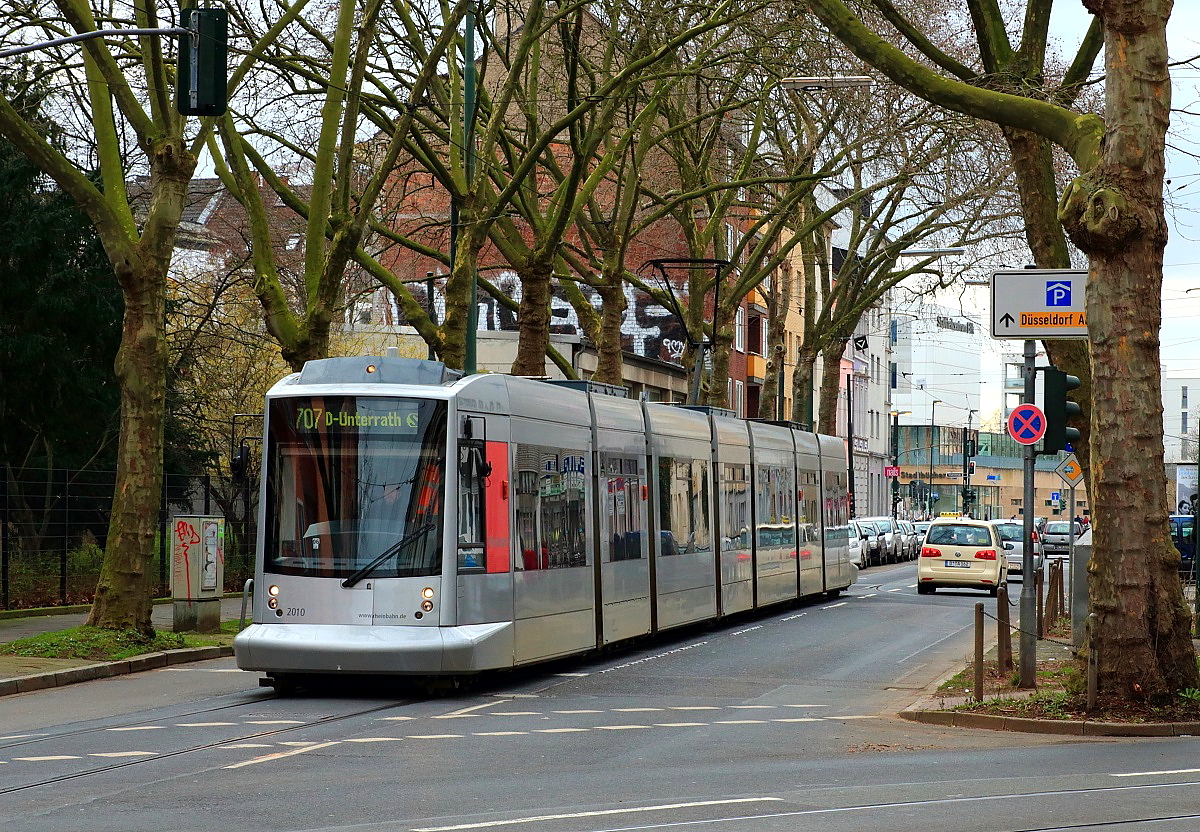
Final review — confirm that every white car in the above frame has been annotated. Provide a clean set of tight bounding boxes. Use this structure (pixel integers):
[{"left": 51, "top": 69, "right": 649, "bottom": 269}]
[{"left": 917, "top": 518, "right": 1010, "bottom": 596}]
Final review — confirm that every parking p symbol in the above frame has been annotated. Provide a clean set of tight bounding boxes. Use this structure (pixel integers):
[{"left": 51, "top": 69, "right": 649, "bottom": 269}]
[{"left": 1046, "top": 281, "right": 1072, "bottom": 307}]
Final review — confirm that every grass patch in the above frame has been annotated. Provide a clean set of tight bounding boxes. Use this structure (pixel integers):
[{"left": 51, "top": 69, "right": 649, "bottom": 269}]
[{"left": 0, "top": 623, "right": 241, "bottom": 662}]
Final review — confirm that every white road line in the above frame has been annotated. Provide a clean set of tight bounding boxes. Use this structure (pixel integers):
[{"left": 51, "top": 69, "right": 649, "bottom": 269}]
[
  {"left": 345, "top": 737, "right": 404, "bottom": 743},
  {"left": 860, "top": 593, "right": 878, "bottom": 599},
  {"left": 715, "top": 720, "right": 766, "bottom": 724},
  {"left": 534, "top": 728, "right": 589, "bottom": 733},
  {"left": 406, "top": 734, "right": 463, "bottom": 739},
  {"left": 15, "top": 755, "right": 80, "bottom": 761},
  {"left": 823, "top": 601, "right": 849, "bottom": 609},
  {"left": 555, "top": 672, "right": 589, "bottom": 677},
  {"left": 613, "top": 707, "right": 663, "bottom": 712},
  {"left": 887, "top": 587, "right": 904, "bottom": 592},
  {"left": 225, "top": 740, "right": 340, "bottom": 769},
  {"left": 654, "top": 722, "right": 706, "bottom": 727},
  {"left": 89, "top": 751, "right": 157, "bottom": 758},
  {"left": 433, "top": 714, "right": 479, "bottom": 719},
  {"left": 447, "top": 702, "right": 501, "bottom": 716},
  {"left": 773, "top": 717, "right": 822, "bottom": 722},
  {"left": 473, "top": 731, "right": 528, "bottom": 736},
  {"left": 219, "top": 743, "right": 274, "bottom": 749},
  {"left": 379, "top": 716, "right": 416, "bottom": 721},
  {"left": 177, "top": 722, "right": 236, "bottom": 727},
  {"left": 669, "top": 706, "right": 720, "bottom": 710},
  {"left": 1111, "top": 768, "right": 1200, "bottom": 777},
  {"left": 729, "top": 705, "right": 775, "bottom": 709},
  {"left": 244, "top": 720, "right": 305, "bottom": 725},
  {"left": 411, "top": 798, "right": 785, "bottom": 831},
  {"left": 491, "top": 711, "right": 541, "bottom": 716},
  {"left": 553, "top": 709, "right": 603, "bottom": 714},
  {"left": 595, "top": 725, "right": 649, "bottom": 730},
  {"left": 781, "top": 704, "right": 829, "bottom": 708},
  {"left": 278, "top": 741, "right": 323, "bottom": 746},
  {"left": 106, "top": 726, "right": 163, "bottom": 731},
  {"left": 0, "top": 734, "right": 45, "bottom": 740},
  {"left": 830, "top": 715, "right": 879, "bottom": 720}
]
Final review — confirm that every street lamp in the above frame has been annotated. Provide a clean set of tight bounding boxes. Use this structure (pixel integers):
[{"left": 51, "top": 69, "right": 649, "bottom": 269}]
[
  {"left": 927, "top": 400, "right": 941, "bottom": 518},
  {"left": 890, "top": 410, "right": 911, "bottom": 520},
  {"left": 781, "top": 76, "right": 874, "bottom": 91}
]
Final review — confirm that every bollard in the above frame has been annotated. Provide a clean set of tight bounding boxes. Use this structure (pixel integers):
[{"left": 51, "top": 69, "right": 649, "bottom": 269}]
[
  {"left": 974, "top": 602, "right": 985, "bottom": 703},
  {"left": 1036, "top": 567, "right": 1045, "bottom": 638},
  {"left": 997, "top": 585, "right": 1013, "bottom": 673},
  {"left": 1087, "top": 612, "right": 1098, "bottom": 711}
]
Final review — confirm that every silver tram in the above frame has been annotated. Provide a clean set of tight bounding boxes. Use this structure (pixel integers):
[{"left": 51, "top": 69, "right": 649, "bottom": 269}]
[{"left": 233, "top": 354, "right": 855, "bottom": 685}]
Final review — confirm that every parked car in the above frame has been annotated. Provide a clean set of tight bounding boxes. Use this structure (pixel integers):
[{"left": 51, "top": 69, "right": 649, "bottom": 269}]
[
  {"left": 917, "top": 518, "right": 1010, "bottom": 596},
  {"left": 1170, "top": 514, "right": 1195, "bottom": 575},
  {"left": 850, "top": 519, "right": 883, "bottom": 567},
  {"left": 859, "top": 515, "right": 902, "bottom": 563},
  {"left": 913, "top": 520, "right": 932, "bottom": 542},
  {"left": 987, "top": 519, "right": 1041, "bottom": 580},
  {"left": 1041, "top": 520, "right": 1083, "bottom": 558},
  {"left": 896, "top": 519, "right": 919, "bottom": 560}
]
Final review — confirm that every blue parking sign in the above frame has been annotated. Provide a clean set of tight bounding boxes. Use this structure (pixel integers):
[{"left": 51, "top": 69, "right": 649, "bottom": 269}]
[
  {"left": 1045, "top": 281, "right": 1072, "bottom": 306},
  {"left": 1050, "top": 490, "right": 1061, "bottom": 501}
]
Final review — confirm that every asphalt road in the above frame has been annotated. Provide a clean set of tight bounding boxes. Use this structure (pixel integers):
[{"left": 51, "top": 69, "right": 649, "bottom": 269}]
[{"left": 3, "top": 562, "right": 1199, "bottom": 832}]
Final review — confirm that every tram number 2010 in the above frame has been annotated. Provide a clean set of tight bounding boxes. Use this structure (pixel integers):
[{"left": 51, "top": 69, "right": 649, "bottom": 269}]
[{"left": 284, "top": 607, "right": 305, "bottom": 617}]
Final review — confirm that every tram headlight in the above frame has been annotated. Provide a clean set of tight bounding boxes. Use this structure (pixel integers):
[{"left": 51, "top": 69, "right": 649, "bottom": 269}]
[
  {"left": 268, "top": 584, "right": 280, "bottom": 597},
  {"left": 421, "top": 600, "right": 434, "bottom": 612},
  {"left": 421, "top": 586, "right": 435, "bottom": 599},
  {"left": 267, "top": 597, "right": 279, "bottom": 610}
]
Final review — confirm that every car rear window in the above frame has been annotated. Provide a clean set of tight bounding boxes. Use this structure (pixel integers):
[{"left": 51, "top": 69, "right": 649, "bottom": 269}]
[
  {"left": 1046, "top": 523, "right": 1071, "bottom": 534},
  {"left": 992, "top": 523, "right": 1021, "bottom": 541},
  {"left": 927, "top": 525, "right": 992, "bottom": 546}
]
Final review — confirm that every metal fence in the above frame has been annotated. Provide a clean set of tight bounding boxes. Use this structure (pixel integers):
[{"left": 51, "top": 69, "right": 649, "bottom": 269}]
[{"left": 0, "top": 469, "right": 257, "bottom": 610}]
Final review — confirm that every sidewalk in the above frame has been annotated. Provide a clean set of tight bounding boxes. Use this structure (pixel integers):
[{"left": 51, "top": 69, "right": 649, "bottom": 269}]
[{"left": 0, "top": 597, "right": 246, "bottom": 696}]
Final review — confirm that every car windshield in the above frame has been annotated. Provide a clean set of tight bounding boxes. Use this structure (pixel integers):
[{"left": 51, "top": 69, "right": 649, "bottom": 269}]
[
  {"left": 992, "top": 523, "right": 1022, "bottom": 542},
  {"left": 1046, "top": 522, "right": 1071, "bottom": 534},
  {"left": 927, "top": 524, "right": 992, "bottom": 546},
  {"left": 856, "top": 522, "right": 876, "bottom": 535}
]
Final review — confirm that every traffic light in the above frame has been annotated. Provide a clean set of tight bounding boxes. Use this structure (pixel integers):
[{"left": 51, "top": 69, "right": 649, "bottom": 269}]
[
  {"left": 968, "top": 460, "right": 976, "bottom": 476},
  {"left": 177, "top": 8, "right": 228, "bottom": 116},
  {"left": 230, "top": 444, "right": 249, "bottom": 481},
  {"left": 1042, "top": 366, "right": 1082, "bottom": 455}
]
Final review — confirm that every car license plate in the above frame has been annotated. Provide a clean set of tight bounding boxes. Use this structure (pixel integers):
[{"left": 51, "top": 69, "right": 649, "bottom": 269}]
[{"left": 944, "top": 560, "right": 971, "bottom": 568}]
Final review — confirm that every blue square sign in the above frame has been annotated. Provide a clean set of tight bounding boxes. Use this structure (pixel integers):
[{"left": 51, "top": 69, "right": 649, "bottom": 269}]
[{"left": 1045, "top": 281, "right": 1072, "bottom": 307}]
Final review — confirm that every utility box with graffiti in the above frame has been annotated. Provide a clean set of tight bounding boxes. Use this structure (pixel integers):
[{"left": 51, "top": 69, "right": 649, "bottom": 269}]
[{"left": 171, "top": 515, "right": 225, "bottom": 633}]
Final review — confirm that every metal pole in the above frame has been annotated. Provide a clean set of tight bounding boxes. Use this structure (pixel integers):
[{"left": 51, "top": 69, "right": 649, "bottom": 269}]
[
  {"left": 426, "top": 271, "right": 437, "bottom": 360},
  {"left": 974, "top": 602, "right": 985, "bottom": 703},
  {"left": 927, "top": 401, "right": 938, "bottom": 518},
  {"left": 891, "top": 412, "right": 900, "bottom": 521},
  {"left": 1019, "top": 339, "right": 1037, "bottom": 687},
  {"left": 462, "top": 7, "right": 478, "bottom": 375},
  {"left": 846, "top": 373, "right": 856, "bottom": 517}
]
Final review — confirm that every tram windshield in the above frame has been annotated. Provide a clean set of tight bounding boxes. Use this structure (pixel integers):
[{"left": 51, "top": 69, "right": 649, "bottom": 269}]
[{"left": 264, "top": 396, "right": 448, "bottom": 579}]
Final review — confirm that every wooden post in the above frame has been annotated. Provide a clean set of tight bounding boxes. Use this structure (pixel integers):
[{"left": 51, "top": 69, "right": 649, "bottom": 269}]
[{"left": 997, "top": 584, "right": 1013, "bottom": 673}]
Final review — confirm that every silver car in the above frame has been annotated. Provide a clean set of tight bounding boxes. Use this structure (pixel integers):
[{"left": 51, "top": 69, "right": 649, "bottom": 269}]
[
  {"left": 987, "top": 520, "right": 1041, "bottom": 579},
  {"left": 1042, "top": 520, "right": 1083, "bottom": 558}
]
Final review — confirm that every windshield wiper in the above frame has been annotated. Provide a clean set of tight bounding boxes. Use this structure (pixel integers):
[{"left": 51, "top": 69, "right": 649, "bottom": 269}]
[{"left": 342, "top": 522, "right": 435, "bottom": 588}]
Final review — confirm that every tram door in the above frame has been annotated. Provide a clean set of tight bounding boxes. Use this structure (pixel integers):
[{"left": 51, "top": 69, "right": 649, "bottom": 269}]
[{"left": 597, "top": 453, "right": 651, "bottom": 645}]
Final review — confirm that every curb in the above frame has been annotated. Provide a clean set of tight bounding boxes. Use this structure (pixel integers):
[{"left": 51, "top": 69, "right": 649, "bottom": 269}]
[
  {"left": 898, "top": 707, "right": 1200, "bottom": 737},
  {"left": 0, "top": 646, "right": 234, "bottom": 698}
]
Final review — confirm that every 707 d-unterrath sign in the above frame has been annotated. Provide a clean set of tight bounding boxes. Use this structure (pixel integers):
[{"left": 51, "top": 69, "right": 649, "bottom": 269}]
[{"left": 990, "top": 269, "right": 1088, "bottom": 339}]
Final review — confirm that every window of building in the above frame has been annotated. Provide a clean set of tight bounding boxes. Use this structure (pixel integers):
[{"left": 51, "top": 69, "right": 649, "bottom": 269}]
[
  {"left": 734, "top": 380, "right": 744, "bottom": 417},
  {"left": 747, "top": 313, "right": 763, "bottom": 356},
  {"left": 1183, "top": 386, "right": 1189, "bottom": 409},
  {"left": 735, "top": 307, "right": 746, "bottom": 352}
]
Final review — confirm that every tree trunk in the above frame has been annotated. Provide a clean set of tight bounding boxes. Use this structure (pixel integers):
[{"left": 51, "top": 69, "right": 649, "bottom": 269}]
[
  {"left": 706, "top": 305, "right": 733, "bottom": 408},
  {"left": 441, "top": 208, "right": 486, "bottom": 371},
  {"left": 816, "top": 339, "right": 846, "bottom": 437},
  {"left": 511, "top": 259, "right": 553, "bottom": 376},
  {"left": 792, "top": 343, "right": 818, "bottom": 429},
  {"left": 592, "top": 275, "right": 626, "bottom": 385},
  {"left": 1058, "top": 0, "right": 1198, "bottom": 699}
]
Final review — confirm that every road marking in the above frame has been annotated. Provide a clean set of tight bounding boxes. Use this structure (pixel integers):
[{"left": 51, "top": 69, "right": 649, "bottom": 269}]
[
  {"left": 15, "top": 755, "right": 80, "bottom": 761},
  {"left": 411, "top": 798, "right": 785, "bottom": 831},
  {"left": 177, "top": 722, "right": 236, "bottom": 727},
  {"left": 887, "top": 588, "right": 904, "bottom": 592},
  {"left": 379, "top": 716, "right": 415, "bottom": 721},
  {"left": 669, "top": 705, "right": 720, "bottom": 710},
  {"left": 1111, "top": 768, "right": 1200, "bottom": 777},
  {"left": 219, "top": 743, "right": 274, "bottom": 749},
  {"left": 773, "top": 717, "right": 822, "bottom": 722},
  {"left": 89, "top": 751, "right": 157, "bottom": 758},
  {"left": 225, "top": 741, "right": 340, "bottom": 769},
  {"left": 433, "top": 714, "right": 479, "bottom": 719},
  {"left": 406, "top": 734, "right": 463, "bottom": 739},
  {"left": 106, "top": 726, "right": 163, "bottom": 731},
  {"left": 345, "top": 737, "right": 404, "bottom": 743},
  {"left": 278, "top": 741, "right": 323, "bottom": 746},
  {"left": 491, "top": 711, "right": 541, "bottom": 716},
  {"left": 715, "top": 720, "right": 766, "bottom": 724},
  {"left": 613, "top": 707, "right": 663, "bottom": 712},
  {"left": 473, "top": 731, "right": 528, "bottom": 736},
  {"left": 831, "top": 715, "right": 879, "bottom": 720},
  {"left": 534, "top": 728, "right": 589, "bottom": 733},
  {"left": 446, "top": 702, "right": 498, "bottom": 716},
  {"left": 553, "top": 709, "right": 603, "bottom": 714},
  {"left": 824, "top": 602, "right": 848, "bottom": 609},
  {"left": 860, "top": 593, "right": 877, "bottom": 598},
  {"left": 555, "top": 672, "right": 589, "bottom": 677},
  {"left": 245, "top": 720, "right": 305, "bottom": 725},
  {"left": 729, "top": 705, "right": 775, "bottom": 710},
  {"left": 595, "top": 724, "right": 649, "bottom": 730},
  {"left": 654, "top": 722, "right": 706, "bottom": 727}
]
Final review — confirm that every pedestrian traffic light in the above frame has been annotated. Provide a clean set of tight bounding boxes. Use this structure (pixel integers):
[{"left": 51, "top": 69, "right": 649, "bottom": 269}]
[
  {"left": 1042, "top": 366, "right": 1082, "bottom": 455},
  {"left": 230, "top": 444, "right": 249, "bottom": 481},
  {"left": 177, "top": 7, "right": 228, "bottom": 116}
]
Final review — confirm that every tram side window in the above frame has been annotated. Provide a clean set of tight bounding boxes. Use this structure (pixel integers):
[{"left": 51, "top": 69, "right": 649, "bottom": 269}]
[
  {"left": 657, "top": 457, "right": 711, "bottom": 556},
  {"left": 603, "top": 455, "right": 643, "bottom": 562},
  {"left": 515, "top": 443, "right": 589, "bottom": 570},
  {"left": 721, "top": 464, "right": 750, "bottom": 548}
]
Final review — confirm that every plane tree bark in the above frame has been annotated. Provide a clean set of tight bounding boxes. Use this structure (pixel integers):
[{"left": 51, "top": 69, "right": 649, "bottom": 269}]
[{"left": 806, "top": 0, "right": 1197, "bottom": 699}]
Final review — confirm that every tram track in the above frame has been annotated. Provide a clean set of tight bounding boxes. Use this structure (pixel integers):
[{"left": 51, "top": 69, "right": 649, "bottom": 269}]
[{"left": 0, "top": 696, "right": 423, "bottom": 796}]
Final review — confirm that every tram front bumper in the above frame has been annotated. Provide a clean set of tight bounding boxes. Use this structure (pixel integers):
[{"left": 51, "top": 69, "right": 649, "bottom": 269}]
[{"left": 233, "top": 621, "right": 514, "bottom": 675}]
